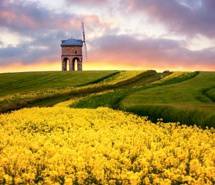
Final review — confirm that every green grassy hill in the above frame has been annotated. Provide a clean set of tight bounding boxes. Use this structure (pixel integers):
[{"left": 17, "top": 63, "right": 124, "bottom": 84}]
[
  {"left": 120, "top": 72, "right": 215, "bottom": 127},
  {"left": 0, "top": 70, "right": 152, "bottom": 112},
  {"left": 0, "top": 71, "right": 117, "bottom": 96},
  {"left": 72, "top": 72, "right": 195, "bottom": 109},
  {"left": 0, "top": 71, "right": 117, "bottom": 112},
  {"left": 0, "top": 70, "right": 214, "bottom": 127},
  {"left": 73, "top": 71, "right": 215, "bottom": 127}
]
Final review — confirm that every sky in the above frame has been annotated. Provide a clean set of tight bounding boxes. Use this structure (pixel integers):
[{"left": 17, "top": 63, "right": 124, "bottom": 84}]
[{"left": 0, "top": 0, "right": 215, "bottom": 72}]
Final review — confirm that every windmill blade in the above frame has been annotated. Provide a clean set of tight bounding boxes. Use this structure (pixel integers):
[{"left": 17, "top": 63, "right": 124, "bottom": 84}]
[
  {"left": 82, "top": 22, "right": 88, "bottom": 62},
  {"left": 84, "top": 42, "right": 88, "bottom": 62},
  {"left": 82, "top": 22, "right": 86, "bottom": 43}
]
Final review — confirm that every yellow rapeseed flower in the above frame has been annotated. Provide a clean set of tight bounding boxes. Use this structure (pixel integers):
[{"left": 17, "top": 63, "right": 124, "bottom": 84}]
[{"left": 0, "top": 107, "right": 214, "bottom": 184}]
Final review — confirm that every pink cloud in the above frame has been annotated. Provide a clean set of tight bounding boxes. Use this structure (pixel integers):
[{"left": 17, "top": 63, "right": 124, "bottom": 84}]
[
  {"left": 124, "top": 0, "right": 215, "bottom": 37},
  {"left": 88, "top": 35, "right": 215, "bottom": 71},
  {"left": 0, "top": 0, "right": 214, "bottom": 72},
  {"left": 66, "top": 0, "right": 110, "bottom": 5}
]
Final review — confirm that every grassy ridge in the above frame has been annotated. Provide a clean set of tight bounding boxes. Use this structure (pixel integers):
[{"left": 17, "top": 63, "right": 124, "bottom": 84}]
[
  {"left": 73, "top": 70, "right": 163, "bottom": 108},
  {"left": 73, "top": 71, "right": 195, "bottom": 110},
  {"left": 0, "top": 71, "right": 117, "bottom": 96},
  {"left": 0, "top": 70, "right": 215, "bottom": 127},
  {"left": 0, "top": 71, "right": 117, "bottom": 112},
  {"left": 0, "top": 70, "right": 152, "bottom": 112},
  {"left": 122, "top": 104, "right": 215, "bottom": 128},
  {"left": 121, "top": 72, "right": 215, "bottom": 106},
  {"left": 120, "top": 72, "right": 215, "bottom": 127},
  {"left": 205, "top": 88, "right": 215, "bottom": 102},
  {"left": 28, "top": 70, "right": 158, "bottom": 108},
  {"left": 73, "top": 90, "right": 128, "bottom": 109},
  {"left": 73, "top": 71, "right": 215, "bottom": 127}
]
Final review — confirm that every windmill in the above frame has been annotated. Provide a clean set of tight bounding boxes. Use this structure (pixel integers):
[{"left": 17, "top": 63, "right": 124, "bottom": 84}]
[
  {"left": 82, "top": 22, "right": 88, "bottom": 63},
  {"left": 61, "top": 22, "right": 87, "bottom": 72}
]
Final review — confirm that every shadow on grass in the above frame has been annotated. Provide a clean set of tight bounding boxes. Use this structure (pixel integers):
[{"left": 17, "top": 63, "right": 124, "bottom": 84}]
[{"left": 121, "top": 104, "right": 215, "bottom": 128}]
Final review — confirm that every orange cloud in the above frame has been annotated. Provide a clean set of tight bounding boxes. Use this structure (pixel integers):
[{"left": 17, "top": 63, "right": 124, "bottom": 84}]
[
  {"left": 1, "top": 57, "right": 214, "bottom": 74},
  {"left": 88, "top": 34, "right": 215, "bottom": 71}
]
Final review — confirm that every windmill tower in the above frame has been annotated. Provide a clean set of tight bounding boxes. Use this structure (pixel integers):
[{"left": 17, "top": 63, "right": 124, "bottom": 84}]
[{"left": 61, "top": 22, "right": 87, "bottom": 71}]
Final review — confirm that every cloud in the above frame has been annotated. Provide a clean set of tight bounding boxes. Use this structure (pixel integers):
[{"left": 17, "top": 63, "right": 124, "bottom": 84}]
[
  {"left": 0, "top": 0, "right": 69, "bottom": 65},
  {"left": 0, "top": 0, "right": 214, "bottom": 71},
  {"left": 0, "top": 44, "right": 57, "bottom": 66},
  {"left": 0, "top": 0, "right": 82, "bottom": 34},
  {"left": 125, "top": 0, "right": 215, "bottom": 37},
  {"left": 89, "top": 34, "right": 215, "bottom": 69},
  {"left": 65, "top": 0, "right": 110, "bottom": 6},
  {"left": 0, "top": 0, "right": 112, "bottom": 67}
]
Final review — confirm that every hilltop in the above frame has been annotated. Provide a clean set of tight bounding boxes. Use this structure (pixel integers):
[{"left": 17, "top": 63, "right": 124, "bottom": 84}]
[{"left": 0, "top": 70, "right": 214, "bottom": 127}]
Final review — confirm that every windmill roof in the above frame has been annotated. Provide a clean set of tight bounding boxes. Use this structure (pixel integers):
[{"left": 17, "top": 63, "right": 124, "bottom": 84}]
[{"left": 61, "top": 39, "right": 83, "bottom": 47}]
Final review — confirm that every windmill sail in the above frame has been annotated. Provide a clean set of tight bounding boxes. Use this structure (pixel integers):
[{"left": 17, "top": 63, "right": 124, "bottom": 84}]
[{"left": 82, "top": 22, "right": 88, "bottom": 62}]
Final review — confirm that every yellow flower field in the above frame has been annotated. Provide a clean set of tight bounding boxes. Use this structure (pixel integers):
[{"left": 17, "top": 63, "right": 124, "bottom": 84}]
[{"left": 0, "top": 107, "right": 214, "bottom": 185}]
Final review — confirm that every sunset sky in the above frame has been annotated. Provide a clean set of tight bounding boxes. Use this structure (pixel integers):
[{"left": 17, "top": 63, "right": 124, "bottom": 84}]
[{"left": 0, "top": 0, "right": 215, "bottom": 72}]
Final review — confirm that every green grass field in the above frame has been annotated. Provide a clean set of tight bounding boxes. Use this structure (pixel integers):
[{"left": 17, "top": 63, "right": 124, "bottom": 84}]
[
  {"left": 0, "top": 71, "right": 117, "bottom": 112},
  {"left": 119, "top": 72, "right": 215, "bottom": 127},
  {"left": 0, "top": 70, "right": 214, "bottom": 127},
  {"left": 73, "top": 72, "right": 197, "bottom": 109},
  {"left": 73, "top": 71, "right": 215, "bottom": 127},
  {"left": 0, "top": 71, "right": 118, "bottom": 96}
]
